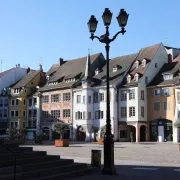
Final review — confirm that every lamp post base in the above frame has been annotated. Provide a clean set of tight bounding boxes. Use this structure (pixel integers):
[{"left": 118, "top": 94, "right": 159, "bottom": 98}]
[{"left": 101, "top": 135, "right": 116, "bottom": 175}]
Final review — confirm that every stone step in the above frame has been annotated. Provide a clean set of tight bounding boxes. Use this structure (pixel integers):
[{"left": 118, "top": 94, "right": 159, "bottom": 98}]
[
  {"left": 0, "top": 151, "right": 47, "bottom": 160},
  {"left": 22, "top": 163, "right": 87, "bottom": 179},
  {"left": 0, "top": 155, "right": 60, "bottom": 167},
  {"left": 0, "top": 147, "right": 33, "bottom": 154},
  {"left": 0, "top": 142, "right": 19, "bottom": 149},
  {"left": 0, "top": 159, "right": 74, "bottom": 175},
  {"left": 30, "top": 167, "right": 99, "bottom": 180}
]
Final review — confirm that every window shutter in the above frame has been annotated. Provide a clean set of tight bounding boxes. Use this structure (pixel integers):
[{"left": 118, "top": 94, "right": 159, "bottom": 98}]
[
  {"left": 178, "top": 92, "right": 180, "bottom": 104},
  {"left": 83, "top": 111, "right": 85, "bottom": 119}
]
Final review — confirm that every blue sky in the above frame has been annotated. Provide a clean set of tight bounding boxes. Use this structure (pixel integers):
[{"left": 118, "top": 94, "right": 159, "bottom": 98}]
[{"left": 0, "top": 0, "right": 180, "bottom": 72}]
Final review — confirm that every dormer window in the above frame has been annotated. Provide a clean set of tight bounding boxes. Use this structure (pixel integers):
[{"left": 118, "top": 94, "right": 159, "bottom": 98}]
[
  {"left": 127, "top": 75, "right": 131, "bottom": 83},
  {"left": 14, "top": 88, "right": 20, "bottom": 94},
  {"left": 134, "top": 74, "right": 139, "bottom": 82},
  {"left": 135, "top": 61, "right": 139, "bottom": 69},
  {"left": 142, "top": 59, "right": 146, "bottom": 67},
  {"left": 46, "top": 76, "right": 50, "bottom": 81},
  {"left": 113, "top": 65, "right": 119, "bottom": 72},
  {"left": 95, "top": 68, "right": 100, "bottom": 75},
  {"left": 163, "top": 74, "right": 173, "bottom": 80},
  {"left": 48, "top": 81, "right": 58, "bottom": 85},
  {"left": 65, "top": 78, "right": 76, "bottom": 83}
]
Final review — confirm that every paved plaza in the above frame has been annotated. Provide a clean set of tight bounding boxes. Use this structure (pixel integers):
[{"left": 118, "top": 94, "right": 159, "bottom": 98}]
[{"left": 22, "top": 142, "right": 180, "bottom": 179}]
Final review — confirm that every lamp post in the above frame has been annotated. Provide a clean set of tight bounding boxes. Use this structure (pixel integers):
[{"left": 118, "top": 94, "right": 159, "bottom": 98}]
[{"left": 87, "top": 8, "right": 129, "bottom": 175}]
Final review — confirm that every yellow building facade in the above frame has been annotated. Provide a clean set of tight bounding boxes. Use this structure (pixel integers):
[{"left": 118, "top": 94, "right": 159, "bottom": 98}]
[{"left": 8, "top": 66, "right": 45, "bottom": 131}]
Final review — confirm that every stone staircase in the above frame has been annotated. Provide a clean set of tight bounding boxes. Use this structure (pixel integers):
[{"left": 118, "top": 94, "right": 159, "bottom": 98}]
[{"left": 0, "top": 142, "right": 97, "bottom": 180}]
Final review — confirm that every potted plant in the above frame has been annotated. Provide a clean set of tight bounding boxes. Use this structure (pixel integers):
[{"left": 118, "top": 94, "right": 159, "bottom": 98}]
[
  {"left": 52, "top": 122, "right": 69, "bottom": 147},
  {"left": 97, "top": 125, "right": 106, "bottom": 145},
  {"left": 35, "top": 132, "right": 46, "bottom": 144}
]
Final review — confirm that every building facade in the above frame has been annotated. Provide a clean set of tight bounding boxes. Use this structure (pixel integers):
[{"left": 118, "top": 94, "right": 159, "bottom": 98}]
[
  {"left": 9, "top": 65, "right": 45, "bottom": 132},
  {"left": 0, "top": 65, "right": 28, "bottom": 134},
  {"left": 118, "top": 43, "right": 168, "bottom": 142},
  {"left": 39, "top": 53, "right": 105, "bottom": 140},
  {"left": 72, "top": 53, "right": 136, "bottom": 141}
]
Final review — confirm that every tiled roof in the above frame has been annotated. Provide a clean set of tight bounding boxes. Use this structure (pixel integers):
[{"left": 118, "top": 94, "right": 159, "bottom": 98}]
[
  {"left": 122, "top": 43, "right": 161, "bottom": 86},
  {"left": 46, "top": 64, "right": 60, "bottom": 76},
  {"left": 148, "top": 61, "right": 180, "bottom": 87},
  {"left": 12, "top": 70, "right": 40, "bottom": 89},
  {"left": 92, "top": 53, "right": 138, "bottom": 86},
  {"left": 39, "top": 53, "right": 104, "bottom": 91},
  {"left": 0, "top": 68, "right": 15, "bottom": 77}
]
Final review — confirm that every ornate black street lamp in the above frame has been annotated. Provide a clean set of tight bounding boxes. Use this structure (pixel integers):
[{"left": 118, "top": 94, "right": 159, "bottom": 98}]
[{"left": 87, "top": 8, "right": 129, "bottom": 175}]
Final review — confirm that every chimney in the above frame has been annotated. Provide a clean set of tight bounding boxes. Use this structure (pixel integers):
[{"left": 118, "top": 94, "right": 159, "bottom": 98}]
[
  {"left": 27, "top": 67, "right": 30, "bottom": 73},
  {"left": 59, "top": 58, "right": 64, "bottom": 66},
  {"left": 168, "top": 54, "right": 173, "bottom": 64},
  {"left": 39, "top": 64, "right": 42, "bottom": 71},
  {"left": 18, "top": 64, "right": 20, "bottom": 67}
]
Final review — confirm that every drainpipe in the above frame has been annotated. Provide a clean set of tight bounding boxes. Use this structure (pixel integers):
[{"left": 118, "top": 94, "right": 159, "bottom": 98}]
[{"left": 71, "top": 88, "right": 74, "bottom": 140}]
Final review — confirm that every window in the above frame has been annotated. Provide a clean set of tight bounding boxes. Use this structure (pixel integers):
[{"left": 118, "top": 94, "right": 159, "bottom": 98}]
[
  {"left": 134, "top": 75, "right": 138, "bottom": 81},
  {"left": 129, "top": 89, "right": 135, "bottom": 100},
  {"left": 11, "top": 99, "right": 15, "bottom": 106},
  {"left": 0, "top": 99, "right": 2, "bottom": 106},
  {"left": 162, "top": 88, "right": 170, "bottom": 96},
  {"left": 15, "top": 122, "right": 18, "bottom": 128},
  {"left": 4, "top": 109, "right": 7, "bottom": 117},
  {"left": 121, "top": 107, "right": 127, "bottom": 118},
  {"left": 154, "top": 102, "right": 160, "bottom": 111},
  {"left": 23, "top": 111, "right": 26, "bottom": 117},
  {"left": 29, "top": 99, "right": 33, "bottom": 106},
  {"left": 127, "top": 76, "right": 131, "bottom": 83},
  {"left": 93, "top": 92, "right": 98, "bottom": 103},
  {"left": 141, "top": 106, "right": 144, "bottom": 117},
  {"left": 0, "top": 110, "right": 2, "bottom": 117},
  {"left": 77, "top": 95, "right": 81, "bottom": 103},
  {"left": 120, "top": 130, "right": 128, "bottom": 138},
  {"left": 23, "top": 99, "right": 26, "bottom": 105},
  {"left": 51, "top": 94, "right": 60, "bottom": 103},
  {"left": 88, "top": 112, "right": 91, "bottom": 119},
  {"left": 51, "top": 110, "right": 60, "bottom": 118},
  {"left": 153, "top": 89, "right": 161, "bottom": 96},
  {"left": 4, "top": 99, "right": 8, "bottom": 106},
  {"left": 83, "top": 111, "right": 86, "bottom": 119},
  {"left": 11, "top": 111, "right": 14, "bottom": 117},
  {"left": 42, "top": 95, "right": 49, "bottom": 103},
  {"left": 135, "top": 62, "right": 139, "bottom": 69},
  {"left": 121, "top": 90, "right": 127, "bottom": 101},
  {"left": 43, "top": 111, "right": 49, "bottom": 118},
  {"left": 34, "top": 98, "right": 37, "bottom": 105},
  {"left": 15, "top": 111, "right": 18, "bottom": 117},
  {"left": 141, "top": 90, "right": 144, "bottom": 100},
  {"left": 164, "top": 74, "right": 173, "bottom": 80},
  {"left": 142, "top": 60, "right": 146, "bottom": 67},
  {"left": 83, "top": 96, "right": 85, "bottom": 104},
  {"left": 129, "top": 107, "right": 135, "bottom": 117},
  {"left": 100, "top": 93, "right": 104, "bottom": 101},
  {"left": 162, "top": 102, "right": 170, "bottom": 111},
  {"left": 14, "top": 88, "right": 20, "bottom": 94},
  {"left": 177, "top": 92, "right": 180, "bottom": 104},
  {"left": 33, "top": 110, "right": 37, "bottom": 117},
  {"left": 95, "top": 110, "right": 104, "bottom": 119},
  {"left": 15, "top": 99, "right": 19, "bottom": 105},
  {"left": 155, "top": 63, "right": 158, "bottom": 68},
  {"left": 63, "top": 93, "right": 70, "bottom": 101},
  {"left": 63, "top": 109, "right": 70, "bottom": 118},
  {"left": 75, "top": 111, "right": 82, "bottom": 120},
  {"left": 29, "top": 110, "right": 32, "bottom": 117},
  {"left": 88, "top": 96, "right": 91, "bottom": 103},
  {"left": 178, "top": 111, "right": 180, "bottom": 119},
  {"left": 145, "top": 76, "right": 148, "bottom": 85}
]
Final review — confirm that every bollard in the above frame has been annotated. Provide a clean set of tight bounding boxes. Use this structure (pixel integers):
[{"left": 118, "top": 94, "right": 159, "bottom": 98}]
[{"left": 91, "top": 150, "right": 101, "bottom": 167}]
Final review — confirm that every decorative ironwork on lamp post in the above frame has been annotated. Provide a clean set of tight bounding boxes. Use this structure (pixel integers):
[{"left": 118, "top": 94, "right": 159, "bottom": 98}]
[{"left": 87, "top": 8, "right": 129, "bottom": 175}]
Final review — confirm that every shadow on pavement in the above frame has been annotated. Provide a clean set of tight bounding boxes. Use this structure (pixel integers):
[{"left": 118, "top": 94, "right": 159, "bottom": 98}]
[{"left": 73, "top": 164, "right": 180, "bottom": 180}]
